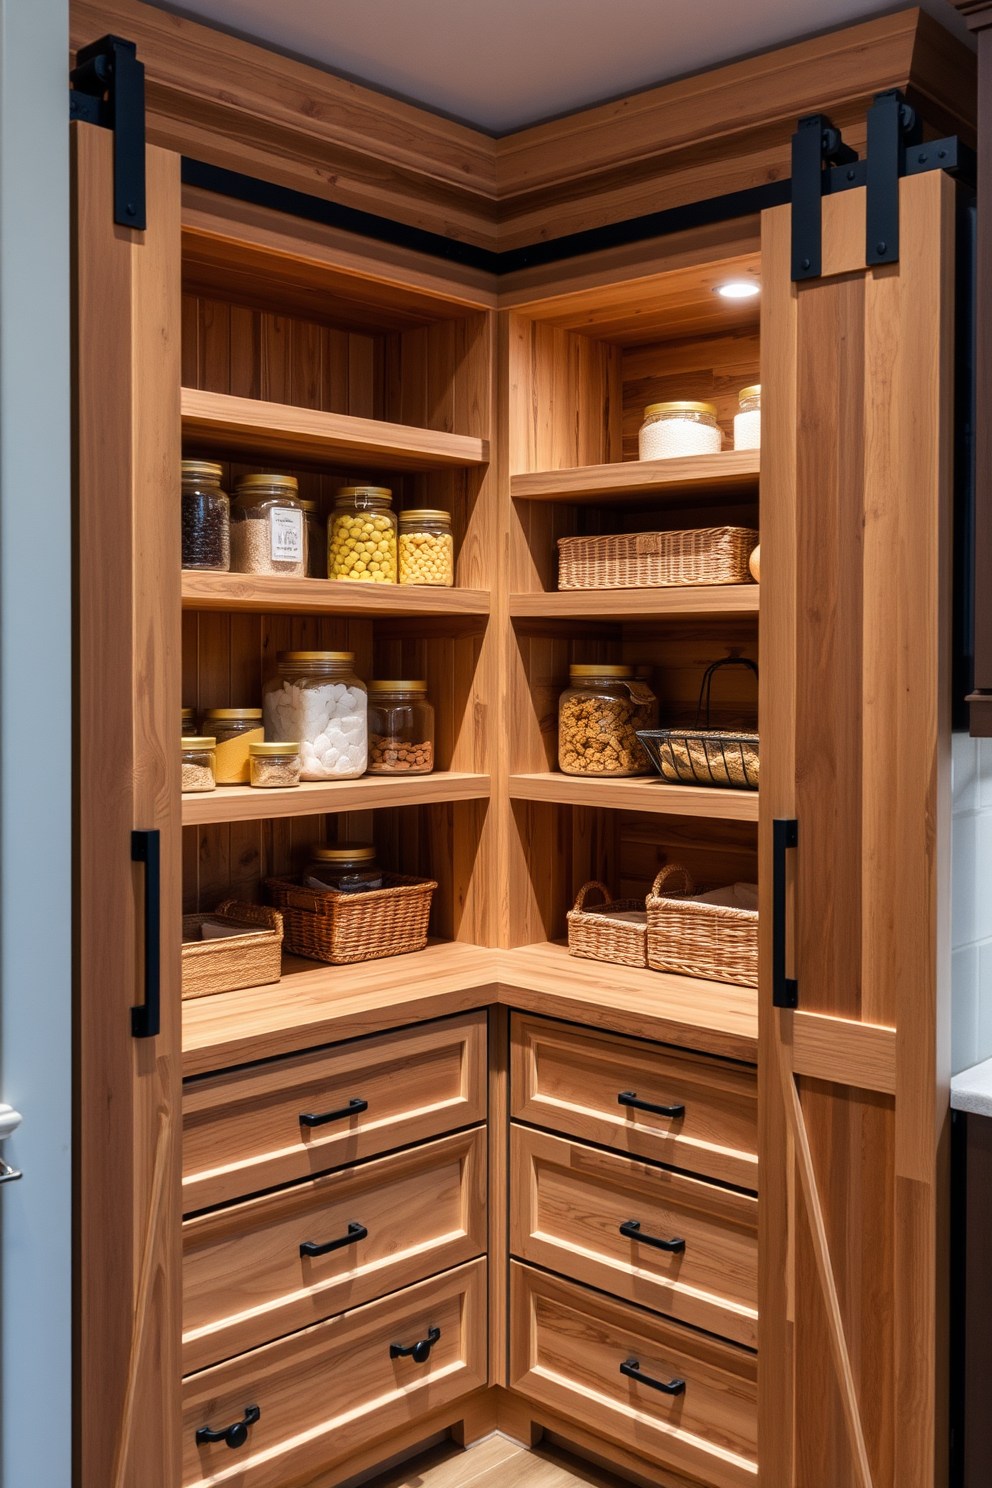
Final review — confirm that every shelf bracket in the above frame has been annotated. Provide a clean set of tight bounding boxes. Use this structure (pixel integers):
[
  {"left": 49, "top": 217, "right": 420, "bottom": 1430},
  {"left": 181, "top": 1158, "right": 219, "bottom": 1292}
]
[{"left": 69, "top": 34, "right": 146, "bottom": 230}]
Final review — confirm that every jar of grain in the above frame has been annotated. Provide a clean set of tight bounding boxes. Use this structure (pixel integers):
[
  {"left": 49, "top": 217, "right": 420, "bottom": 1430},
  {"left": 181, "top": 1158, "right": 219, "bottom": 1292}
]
[
  {"left": 367, "top": 681, "right": 434, "bottom": 774},
  {"left": 398, "top": 510, "right": 454, "bottom": 586},
  {"left": 328, "top": 486, "right": 397, "bottom": 583},
  {"left": 249, "top": 741, "right": 301, "bottom": 788},
  {"left": 230, "top": 474, "right": 307, "bottom": 576},
  {"left": 181, "top": 736, "right": 216, "bottom": 793},
  {"left": 638, "top": 402, "right": 722, "bottom": 460},
  {"left": 558, "top": 665, "right": 658, "bottom": 777},
  {"left": 301, "top": 501, "right": 327, "bottom": 578},
  {"left": 733, "top": 385, "right": 761, "bottom": 450},
  {"left": 181, "top": 461, "right": 230, "bottom": 571},
  {"left": 262, "top": 651, "right": 367, "bottom": 780},
  {"left": 203, "top": 707, "right": 264, "bottom": 785},
  {"left": 304, "top": 843, "right": 383, "bottom": 894}
]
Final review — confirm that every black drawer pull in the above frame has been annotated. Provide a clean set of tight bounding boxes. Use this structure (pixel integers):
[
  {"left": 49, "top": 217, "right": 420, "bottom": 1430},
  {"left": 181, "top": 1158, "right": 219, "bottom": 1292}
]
[
  {"left": 619, "top": 1219, "right": 686, "bottom": 1254},
  {"left": 390, "top": 1325, "right": 440, "bottom": 1363},
  {"left": 620, "top": 1358, "right": 686, "bottom": 1396},
  {"left": 195, "top": 1405, "right": 260, "bottom": 1449},
  {"left": 618, "top": 1090, "right": 685, "bottom": 1120},
  {"left": 299, "top": 1097, "right": 368, "bottom": 1128},
  {"left": 300, "top": 1220, "right": 367, "bottom": 1258}
]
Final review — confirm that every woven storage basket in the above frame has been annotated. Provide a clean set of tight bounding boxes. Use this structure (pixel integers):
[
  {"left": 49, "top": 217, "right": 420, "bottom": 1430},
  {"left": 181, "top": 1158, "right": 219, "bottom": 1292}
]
[
  {"left": 266, "top": 872, "right": 436, "bottom": 965},
  {"left": 646, "top": 865, "right": 758, "bottom": 988},
  {"left": 557, "top": 526, "right": 758, "bottom": 591},
  {"left": 181, "top": 900, "right": 283, "bottom": 1000},
  {"left": 566, "top": 881, "right": 648, "bottom": 968}
]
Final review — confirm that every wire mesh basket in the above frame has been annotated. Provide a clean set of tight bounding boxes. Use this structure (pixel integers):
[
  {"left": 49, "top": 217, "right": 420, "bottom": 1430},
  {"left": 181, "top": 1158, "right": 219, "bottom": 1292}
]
[{"left": 637, "top": 657, "right": 759, "bottom": 790}]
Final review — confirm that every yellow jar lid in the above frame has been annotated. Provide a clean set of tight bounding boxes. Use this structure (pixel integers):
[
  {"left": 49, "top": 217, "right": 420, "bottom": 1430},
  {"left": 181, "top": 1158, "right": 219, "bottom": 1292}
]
[
  {"left": 311, "top": 842, "right": 377, "bottom": 861},
  {"left": 399, "top": 509, "right": 451, "bottom": 523},
  {"left": 203, "top": 707, "right": 263, "bottom": 719},
  {"left": 249, "top": 741, "right": 299, "bottom": 755},
  {"left": 181, "top": 707, "right": 196, "bottom": 719},
  {"left": 182, "top": 736, "right": 216, "bottom": 748},
  {"left": 738, "top": 384, "right": 761, "bottom": 401},
  {"left": 299, "top": 500, "right": 320, "bottom": 513},
  {"left": 643, "top": 401, "right": 718, "bottom": 417},
  {"left": 336, "top": 485, "right": 392, "bottom": 500},
  {"left": 277, "top": 650, "right": 355, "bottom": 664},
  {"left": 235, "top": 473, "right": 299, "bottom": 493},
  {"left": 181, "top": 460, "right": 223, "bottom": 480},
  {"left": 569, "top": 664, "right": 633, "bottom": 678},
  {"left": 368, "top": 680, "right": 427, "bottom": 692}
]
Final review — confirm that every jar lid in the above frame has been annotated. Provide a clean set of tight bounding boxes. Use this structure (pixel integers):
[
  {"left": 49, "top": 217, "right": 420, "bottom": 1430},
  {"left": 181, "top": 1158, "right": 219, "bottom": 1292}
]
[
  {"left": 299, "top": 500, "right": 320, "bottom": 513},
  {"left": 569, "top": 664, "right": 634, "bottom": 678},
  {"left": 181, "top": 707, "right": 196, "bottom": 719},
  {"left": 277, "top": 650, "right": 355, "bottom": 664},
  {"left": 311, "top": 842, "right": 377, "bottom": 862},
  {"left": 368, "top": 679, "right": 428, "bottom": 692},
  {"left": 203, "top": 707, "right": 263, "bottom": 719},
  {"left": 643, "top": 401, "right": 718, "bottom": 417},
  {"left": 182, "top": 735, "right": 216, "bottom": 748},
  {"left": 399, "top": 509, "right": 451, "bottom": 524},
  {"left": 249, "top": 741, "right": 299, "bottom": 755},
  {"left": 336, "top": 485, "right": 392, "bottom": 501},
  {"left": 235, "top": 473, "right": 299, "bottom": 494},
  {"left": 738, "top": 384, "right": 761, "bottom": 401},
  {"left": 182, "top": 460, "right": 223, "bottom": 480}
]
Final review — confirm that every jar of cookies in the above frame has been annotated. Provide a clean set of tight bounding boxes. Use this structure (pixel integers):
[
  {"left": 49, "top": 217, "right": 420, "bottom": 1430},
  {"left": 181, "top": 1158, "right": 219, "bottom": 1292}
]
[
  {"left": 367, "top": 681, "right": 434, "bottom": 774},
  {"left": 398, "top": 510, "right": 454, "bottom": 586},
  {"left": 327, "top": 486, "right": 397, "bottom": 583},
  {"left": 558, "top": 665, "right": 658, "bottom": 777}
]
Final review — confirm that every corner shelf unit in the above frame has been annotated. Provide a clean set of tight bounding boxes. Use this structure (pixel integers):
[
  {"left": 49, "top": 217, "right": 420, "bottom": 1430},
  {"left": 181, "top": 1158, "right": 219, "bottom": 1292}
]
[
  {"left": 509, "top": 448, "right": 759, "bottom": 505},
  {"left": 182, "top": 571, "right": 490, "bottom": 617},
  {"left": 182, "top": 772, "right": 492, "bottom": 825}
]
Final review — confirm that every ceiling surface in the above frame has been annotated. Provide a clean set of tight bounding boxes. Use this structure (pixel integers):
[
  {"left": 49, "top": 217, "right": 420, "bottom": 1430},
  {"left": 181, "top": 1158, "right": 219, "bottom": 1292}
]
[{"left": 151, "top": 0, "right": 972, "bottom": 133}]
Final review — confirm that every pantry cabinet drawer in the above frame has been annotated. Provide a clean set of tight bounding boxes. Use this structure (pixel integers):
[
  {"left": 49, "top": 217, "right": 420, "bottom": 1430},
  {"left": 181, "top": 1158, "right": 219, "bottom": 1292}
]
[
  {"left": 510, "top": 1125, "right": 756, "bottom": 1348},
  {"left": 184, "top": 1257, "right": 487, "bottom": 1488},
  {"left": 510, "top": 1263, "right": 756, "bottom": 1488},
  {"left": 511, "top": 1013, "right": 756, "bottom": 1191},
  {"left": 183, "top": 1010, "right": 487, "bottom": 1211},
  {"left": 183, "top": 1126, "right": 486, "bottom": 1374}
]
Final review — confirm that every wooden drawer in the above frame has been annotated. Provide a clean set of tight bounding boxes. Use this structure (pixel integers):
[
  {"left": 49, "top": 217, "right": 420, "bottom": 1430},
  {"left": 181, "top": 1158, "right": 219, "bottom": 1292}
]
[
  {"left": 184, "top": 1258, "right": 487, "bottom": 1488},
  {"left": 183, "top": 1010, "right": 487, "bottom": 1211},
  {"left": 510, "top": 1124, "right": 757, "bottom": 1348},
  {"left": 183, "top": 1126, "right": 486, "bottom": 1374},
  {"left": 510, "top": 1262, "right": 756, "bottom": 1488},
  {"left": 511, "top": 1012, "right": 757, "bottom": 1191}
]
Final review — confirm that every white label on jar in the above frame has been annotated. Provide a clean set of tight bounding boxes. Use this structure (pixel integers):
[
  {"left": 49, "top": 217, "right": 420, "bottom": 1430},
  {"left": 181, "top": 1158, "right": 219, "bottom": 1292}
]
[{"left": 270, "top": 507, "right": 303, "bottom": 561}]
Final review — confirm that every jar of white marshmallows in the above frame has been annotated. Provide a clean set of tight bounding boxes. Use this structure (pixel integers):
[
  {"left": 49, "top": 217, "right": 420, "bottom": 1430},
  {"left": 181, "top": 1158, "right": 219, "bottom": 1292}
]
[
  {"left": 638, "top": 401, "right": 722, "bottom": 460},
  {"left": 262, "top": 651, "right": 367, "bottom": 781},
  {"left": 733, "top": 385, "right": 761, "bottom": 450}
]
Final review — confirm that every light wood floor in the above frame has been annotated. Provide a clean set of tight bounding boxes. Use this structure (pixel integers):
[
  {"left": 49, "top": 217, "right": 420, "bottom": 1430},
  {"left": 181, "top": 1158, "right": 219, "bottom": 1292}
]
[{"left": 359, "top": 1433, "right": 638, "bottom": 1488}]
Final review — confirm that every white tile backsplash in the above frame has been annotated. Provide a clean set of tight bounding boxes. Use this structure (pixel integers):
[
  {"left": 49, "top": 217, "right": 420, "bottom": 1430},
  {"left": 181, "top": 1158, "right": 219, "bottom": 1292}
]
[{"left": 952, "top": 731, "right": 992, "bottom": 1073}]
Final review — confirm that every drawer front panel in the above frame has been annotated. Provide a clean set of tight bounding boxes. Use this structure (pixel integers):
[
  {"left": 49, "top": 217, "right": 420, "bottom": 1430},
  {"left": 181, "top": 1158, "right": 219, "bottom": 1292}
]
[
  {"left": 183, "top": 1010, "right": 487, "bottom": 1211},
  {"left": 510, "top": 1012, "right": 757, "bottom": 1191},
  {"left": 184, "top": 1258, "right": 487, "bottom": 1488},
  {"left": 183, "top": 1127, "right": 486, "bottom": 1374},
  {"left": 510, "top": 1125, "right": 757, "bottom": 1348},
  {"left": 510, "top": 1262, "right": 756, "bottom": 1488}
]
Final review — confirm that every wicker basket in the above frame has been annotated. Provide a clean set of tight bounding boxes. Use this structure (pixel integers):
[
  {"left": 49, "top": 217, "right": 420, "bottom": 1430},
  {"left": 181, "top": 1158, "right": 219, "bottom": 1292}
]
[
  {"left": 566, "top": 881, "right": 648, "bottom": 968},
  {"left": 557, "top": 526, "right": 758, "bottom": 591},
  {"left": 266, "top": 873, "right": 436, "bottom": 965},
  {"left": 646, "top": 865, "right": 758, "bottom": 988},
  {"left": 181, "top": 900, "right": 284, "bottom": 1000}
]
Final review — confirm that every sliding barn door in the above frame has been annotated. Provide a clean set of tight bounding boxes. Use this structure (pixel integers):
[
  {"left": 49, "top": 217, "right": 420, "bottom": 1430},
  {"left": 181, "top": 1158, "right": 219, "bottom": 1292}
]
[
  {"left": 759, "top": 171, "right": 955, "bottom": 1487},
  {"left": 74, "top": 123, "right": 182, "bottom": 1485}
]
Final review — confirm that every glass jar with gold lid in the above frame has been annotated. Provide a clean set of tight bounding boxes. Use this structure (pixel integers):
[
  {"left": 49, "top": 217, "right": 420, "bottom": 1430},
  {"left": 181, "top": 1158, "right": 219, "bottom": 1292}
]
[
  {"left": 398, "top": 509, "right": 454, "bottom": 586},
  {"left": 328, "top": 485, "right": 397, "bottom": 582},
  {"left": 367, "top": 680, "right": 434, "bottom": 774},
  {"left": 230, "top": 473, "right": 307, "bottom": 576},
  {"left": 181, "top": 460, "right": 230, "bottom": 570},
  {"left": 304, "top": 843, "right": 383, "bottom": 894},
  {"left": 733, "top": 385, "right": 761, "bottom": 450},
  {"left": 181, "top": 736, "right": 216, "bottom": 793},
  {"left": 202, "top": 707, "right": 264, "bottom": 785},
  {"left": 638, "top": 401, "right": 722, "bottom": 460},
  {"left": 558, "top": 664, "right": 658, "bottom": 777},
  {"left": 262, "top": 651, "right": 367, "bottom": 780}
]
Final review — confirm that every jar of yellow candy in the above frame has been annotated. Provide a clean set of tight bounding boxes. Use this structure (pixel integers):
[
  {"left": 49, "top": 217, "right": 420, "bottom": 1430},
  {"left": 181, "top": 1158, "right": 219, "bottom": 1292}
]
[
  {"left": 328, "top": 485, "right": 397, "bottom": 583},
  {"left": 398, "top": 509, "right": 454, "bottom": 587}
]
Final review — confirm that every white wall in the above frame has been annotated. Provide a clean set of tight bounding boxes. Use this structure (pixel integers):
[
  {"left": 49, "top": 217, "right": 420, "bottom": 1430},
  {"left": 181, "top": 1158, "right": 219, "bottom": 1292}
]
[
  {"left": 952, "top": 731, "right": 992, "bottom": 1074},
  {"left": 0, "top": 2, "right": 72, "bottom": 1485}
]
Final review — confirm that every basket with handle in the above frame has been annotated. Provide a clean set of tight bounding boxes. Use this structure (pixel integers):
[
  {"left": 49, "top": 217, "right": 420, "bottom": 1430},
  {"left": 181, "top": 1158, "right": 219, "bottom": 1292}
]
[
  {"left": 566, "top": 881, "right": 648, "bottom": 968},
  {"left": 557, "top": 526, "right": 758, "bottom": 591},
  {"left": 265, "top": 872, "right": 436, "bottom": 965},
  {"left": 181, "top": 899, "right": 284, "bottom": 999},
  {"left": 637, "top": 657, "right": 759, "bottom": 789},
  {"left": 646, "top": 864, "right": 758, "bottom": 987}
]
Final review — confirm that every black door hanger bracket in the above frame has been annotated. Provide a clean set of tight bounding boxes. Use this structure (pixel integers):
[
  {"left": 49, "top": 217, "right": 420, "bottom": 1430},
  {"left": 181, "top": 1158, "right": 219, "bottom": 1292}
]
[{"left": 70, "top": 34, "right": 146, "bottom": 230}]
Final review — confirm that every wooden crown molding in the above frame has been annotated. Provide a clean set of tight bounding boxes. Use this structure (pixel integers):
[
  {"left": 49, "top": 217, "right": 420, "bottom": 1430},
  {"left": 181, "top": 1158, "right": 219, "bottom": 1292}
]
[{"left": 952, "top": 0, "right": 992, "bottom": 30}]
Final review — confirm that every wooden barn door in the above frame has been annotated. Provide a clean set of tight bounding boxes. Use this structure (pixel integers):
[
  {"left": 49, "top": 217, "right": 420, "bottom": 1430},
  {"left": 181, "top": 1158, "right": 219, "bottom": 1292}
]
[{"left": 759, "top": 171, "right": 955, "bottom": 1488}]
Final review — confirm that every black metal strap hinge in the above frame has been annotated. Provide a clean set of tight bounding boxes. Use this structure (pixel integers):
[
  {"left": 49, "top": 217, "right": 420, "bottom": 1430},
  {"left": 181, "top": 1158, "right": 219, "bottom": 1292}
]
[
  {"left": 791, "top": 112, "right": 858, "bottom": 280},
  {"left": 70, "top": 34, "right": 145, "bottom": 230}
]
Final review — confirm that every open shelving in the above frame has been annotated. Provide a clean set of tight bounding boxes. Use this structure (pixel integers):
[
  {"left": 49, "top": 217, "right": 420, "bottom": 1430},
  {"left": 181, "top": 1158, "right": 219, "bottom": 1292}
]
[
  {"left": 509, "top": 448, "right": 759, "bottom": 505},
  {"left": 182, "top": 570, "right": 490, "bottom": 617},
  {"left": 509, "top": 585, "right": 758, "bottom": 621},
  {"left": 182, "top": 772, "right": 492, "bottom": 826},
  {"left": 508, "top": 772, "right": 758, "bottom": 821}
]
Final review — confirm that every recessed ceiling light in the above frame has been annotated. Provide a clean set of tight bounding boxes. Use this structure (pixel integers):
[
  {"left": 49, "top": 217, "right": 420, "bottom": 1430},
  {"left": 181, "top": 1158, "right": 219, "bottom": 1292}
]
[{"left": 716, "top": 280, "right": 760, "bottom": 299}]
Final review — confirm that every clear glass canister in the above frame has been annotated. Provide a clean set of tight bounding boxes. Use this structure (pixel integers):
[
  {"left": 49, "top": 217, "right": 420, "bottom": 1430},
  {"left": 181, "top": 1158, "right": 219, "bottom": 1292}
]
[
  {"left": 558, "top": 665, "right": 659, "bottom": 777},
  {"left": 262, "top": 651, "right": 367, "bottom": 780},
  {"left": 304, "top": 843, "right": 383, "bottom": 894},
  {"left": 249, "top": 741, "right": 301, "bottom": 788},
  {"left": 181, "top": 736, "right": 216, "bottom": 792},
  {"left": 301, "top": 501, "right": 327, "bottom": 579},
  {"left": 230, "top": 473, "right": 307, "bottom": 576},
  {"left": 367, "top": 681, "right": 435, "bottom": 774},
  {"left": 733, "top": 384, "right": 761, "bottom": 451},
  {"left": 398, "top": 509, "right": 454, "bottom": 587},
  {"left": 638, "top": 401, "right": 722, "bottom": 460},
  {"left": 182, "top": 706, "right": 196, "bottom": 735},
  {"left": 203, "top": 707, "right": 264, "bottom": 785},
  {"left": 327, "top": 486, "right": 397, "bottom": 582},
  {"left": 181, "top": 460, "right": 230, "bottom": 571}
]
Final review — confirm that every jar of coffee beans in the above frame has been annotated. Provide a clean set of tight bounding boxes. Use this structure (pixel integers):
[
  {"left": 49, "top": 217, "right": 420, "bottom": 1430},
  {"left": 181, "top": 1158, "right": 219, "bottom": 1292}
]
[
  {"left": 367, "top": 680, "right": 434, "bottom": 774},
  {"left": 181, "top": 461, "right": 230, "bottom": 570}
]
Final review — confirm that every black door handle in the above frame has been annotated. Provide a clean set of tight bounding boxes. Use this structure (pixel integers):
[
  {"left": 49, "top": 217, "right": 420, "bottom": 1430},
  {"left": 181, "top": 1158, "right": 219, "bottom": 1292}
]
[
  {"left": 619, "top": 1219, "right": 686, "bottom": 1254},
  {"left": 390, "top": 1326, "right": 440, "bottom": 1363},
  {"left": 299, "top": 1097, "right": 368, "bottom": 1128},
  {"left": 300, "top": 1220, "right": 366, "bottom": 1258},
  {"left": 618, "top": 1091, "right": 685, "bottom": 1120},
  {"left": 773, "top": 818, "right": 799, "bottom": 1008},
  {"left": 620, "top": 1358, "right": 686, "bottom": 1395},
  {"left": 131, "top": 830, "right": 160, "bottom": 1038},
  {"left": 195, "top": 1405, "right": 260, "bottom": 1449}
]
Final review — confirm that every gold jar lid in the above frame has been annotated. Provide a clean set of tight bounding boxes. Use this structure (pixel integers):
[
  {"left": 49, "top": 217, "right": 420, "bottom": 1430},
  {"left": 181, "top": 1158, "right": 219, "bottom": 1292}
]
[
  {"left": 643, "top": 401, "right": 718, "bottom": 417},
  {"left": 399, "top": 509, "right": 451, "bottom": 524},
  {"left": 569, "top": 664, "right": 634, "bottom": 679},
  {"left": 249, "top": 741, "right": 299, "bottom": 756},
  {"left": 203, "top": 707, "right": 263, "bottom": 719},
  {"left": 181, "top": 460, "right": 223, "bottom": 480},
  {"left": 336, "top": 485, "right": 392, "bottom": 501},
  {"left": 181, "top": 707, "right": 196, "bottom": 720},
  {"left": 235, "top": 473, "right": 299, "bottom": 494},
  {"left": 181, "top": 735, "right": 216, "bottom": 748},
  {"left": 277, "top": 650, "right": 355, "bottom": 665},
  {"left": 311, "top": 842, "right": 377, "bottom": 862},
  {"left": 738, "top": 384, "right": 761, "bottom": 402},
  {"left": 299, "top": 500, "right": 320, "bottom": 513},
  {"left": 368, "top": 679, "right": 427, "bottom": 692}
]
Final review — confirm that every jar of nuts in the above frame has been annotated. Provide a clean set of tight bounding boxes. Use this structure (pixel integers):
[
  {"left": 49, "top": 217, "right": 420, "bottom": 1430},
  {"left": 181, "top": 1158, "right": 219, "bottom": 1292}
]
[
  {"left": 558, "top": 665, "right": 658, "bottom": 777},
  {"left": 399, "top": 509, "right": 454, "bottom": 586},
  {"left": 367, "top": 680, "right": 434, "bottom": 774},
  {"left": 328, "top": 486, "right": 397, "bottom": 582}
]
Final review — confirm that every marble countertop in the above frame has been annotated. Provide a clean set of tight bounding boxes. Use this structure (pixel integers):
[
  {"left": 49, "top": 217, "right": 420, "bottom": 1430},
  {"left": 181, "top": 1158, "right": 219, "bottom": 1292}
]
[{"left": 951, "top": 1057, "right": 992, "bottom": 1117}]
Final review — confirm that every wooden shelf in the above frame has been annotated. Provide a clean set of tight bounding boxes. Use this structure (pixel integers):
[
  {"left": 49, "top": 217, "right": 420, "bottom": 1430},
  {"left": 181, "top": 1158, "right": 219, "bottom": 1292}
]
[
  {"left": 182, "top": 771, "right": 491, "bottom": 825},
  {"left": 510, "top": 449, "right": 760, "bottom": 505},
  {"left": 181, "top": 387, "right": 490, "bottom": 472},
  {"left": 181, "top": 569, "right": 490, "bottom": 617},
  {"left": 510, "top": 585, "right": 759, "bottom": 622},
  {"left": 509, "top": 772, "right": 758, "bottom": 821}
]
